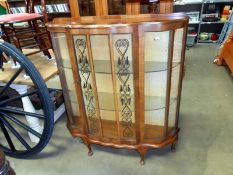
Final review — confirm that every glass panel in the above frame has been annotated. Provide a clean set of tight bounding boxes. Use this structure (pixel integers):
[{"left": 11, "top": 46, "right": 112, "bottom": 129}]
[
  {"left": 63, "top": 68, "right": 83, "bottom": 131},
  {"left": 168, "top": 65, "right": 180, "bottom": 133},
  {"left": 144, "top": 110, "right": 165, "bottom": 140},
  {"left": 90, "top": 34, "right": 118, "bottom": 138},
  {"left": 51, "top": 33, "right": 82, "bottom": 131},
  {"left": 144, "top": 31, "right": 169, "bottom": 140},
  {"left": 144, "top": 31, "right": 169, "bottom": 62},
  {"left": 63, "top": 68, "right": 75, "bottom": 91},
  {"left": 108, "top": 0, "right": 126, "bottom": 15},
  {"left": 170, "top": 65, "right": 180, "bottom": 106},
  {"left": 173, "top": 28, "right": 184, "bottom": 63},
  {"left": 100, "top": 110, "right": 118, "bottom": 138},
  {"left": 145, "top": 71, "right": 167, "bottom": 107},
  {"left": 73, "top": 35, "right": 100, "bottom": 136},
  {"left": 62, "top": 68, "right": 78, "bottom": 110},
  {"left": 78, "top": 0, "right": 96, "bottom": 16},
  {"left": 82, "top": 92, "right": 136, "bottom": 111},
  {"left": 140, "top": 1, "right": 159, "bottom": 14},
  {"left": 91, "top": 60, "right": 133, "bottom": 74},
  {"left": 51, "top": 33, "right": 71, "bottom": 68},
  {"left": 95, "top": 74, "right": 115, "bottom": 110},
  {"left": 89, "top": 59, "right": 181, "bottom": 74},
  {"left": 113, "top": 34, "right": 136, "bottom": 139},
  {"left": 168, "top": 28, "right": 184, "bottom": 132}
]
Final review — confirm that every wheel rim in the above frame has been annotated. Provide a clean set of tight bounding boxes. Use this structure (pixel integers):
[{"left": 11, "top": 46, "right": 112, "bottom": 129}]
[{"left": 0, "top": 41, "right": 54, "bottom": 158}]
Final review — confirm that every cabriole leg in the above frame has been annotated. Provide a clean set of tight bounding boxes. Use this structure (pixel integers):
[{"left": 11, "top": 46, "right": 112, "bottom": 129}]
[
  {"left": 171, "top": 141, "right": 177, "bottom": 152},
  {"left": 137, "top": 147, "right": 149, "bottom": 165},
  {"left": 81, "top": 138, "right": 93, "bottom": 156}
]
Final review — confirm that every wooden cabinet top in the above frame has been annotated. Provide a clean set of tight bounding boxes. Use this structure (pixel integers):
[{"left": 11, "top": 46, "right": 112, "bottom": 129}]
[
  {"left": 47, "top": 13, "right": 187, "bottom": 31},
  {"left": 69, "top": 0, "right": 174, "bottom": 17}
]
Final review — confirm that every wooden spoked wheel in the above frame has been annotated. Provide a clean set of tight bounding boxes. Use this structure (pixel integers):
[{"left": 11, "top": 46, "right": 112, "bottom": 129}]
[{"left": 0, "top": 41, "right": 54, "bottom": 158}]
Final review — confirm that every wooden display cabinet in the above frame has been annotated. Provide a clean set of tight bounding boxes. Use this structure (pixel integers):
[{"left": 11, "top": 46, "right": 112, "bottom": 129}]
[
  {"left": 47, "top": 13, "right": 188, "bottom": 164},
  {"left": 69, "top": 0, "right": 174, "bottom": 17}
]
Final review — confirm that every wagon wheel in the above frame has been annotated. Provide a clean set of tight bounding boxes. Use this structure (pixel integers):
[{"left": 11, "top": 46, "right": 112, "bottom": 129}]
[{"left": 0, "top": 41, "right": 54, "bottom": 158}]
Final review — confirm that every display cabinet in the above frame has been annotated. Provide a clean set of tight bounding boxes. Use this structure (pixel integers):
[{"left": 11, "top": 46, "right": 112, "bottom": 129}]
[
  {"left": 69, "top": 0, "right": 174, "bottom": 17},
  {"left": 47, "top": 13, "right": 188, "bottom": 164}
]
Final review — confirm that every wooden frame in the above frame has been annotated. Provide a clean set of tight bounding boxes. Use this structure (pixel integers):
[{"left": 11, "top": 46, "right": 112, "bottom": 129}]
[
  {"left": 47, "top": 13, "right": 188, "bottom": 165},
  {"left": 68, "top": 0, "right": 173, "bottom": 17}
]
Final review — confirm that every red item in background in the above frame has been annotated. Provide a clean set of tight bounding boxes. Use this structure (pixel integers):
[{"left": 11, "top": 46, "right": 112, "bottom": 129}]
[
  {"left": 211, "top": 33, "right": 218, "bottom": 41},
  {"left": 222, "top": 9, "right": 230, "bottom": 15}
]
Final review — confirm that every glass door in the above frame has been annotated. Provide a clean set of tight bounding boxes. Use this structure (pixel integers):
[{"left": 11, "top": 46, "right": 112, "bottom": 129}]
[
  {"left": 71, "top": 27, "right": 137, "bottom": 141},
  {"left": 140, "top": 0, "right": 160, "bottom": 14},
  {"left": 107, "top": 0, "right": 126, "bottom": 15},
  {"left": 78, "top": 0, "right": 96, "bottom": 16},
  {"left": 141, "top": 26, "right": 185, "bottom": 141},
  {"left": 71, "top": 0, "right": 173, "bottom": 17},
  {"left": 50, "top": 32, "right": 83, "bottom": 132}
]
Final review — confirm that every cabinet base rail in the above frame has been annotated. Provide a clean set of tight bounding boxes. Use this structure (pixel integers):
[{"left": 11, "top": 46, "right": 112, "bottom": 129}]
[{"left": 67, "top": 124, "right": 179, "bottom": 165}]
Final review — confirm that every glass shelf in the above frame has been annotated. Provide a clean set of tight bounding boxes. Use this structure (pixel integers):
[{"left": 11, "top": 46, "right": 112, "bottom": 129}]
[
  {"left": 83, "top": 92, "right": 176, "bottom": 111},
  {"left": 145, "top": 61, "right": 180, "bottom": 73},
  {"left": 77, "top": 60, "right": 180, "bottom": 74},
  {"left": 201, "top": 21, "right": 225, "bottom": 24},
  {"left": 145, "top": 96, "right": 176, "bottom": 111}
]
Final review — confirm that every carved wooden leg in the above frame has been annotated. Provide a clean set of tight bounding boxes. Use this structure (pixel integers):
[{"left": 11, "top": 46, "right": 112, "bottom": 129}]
[
  {"left": 87, "top": 144, "right": 93, "bottom": 156},
  {"left": 42, "top": 49, "right": 52, "bottom": 59},
  {"left": 32, "top": 20, "right": 52, "bottom": 59},
  {"left": 81, "top": 137, "right": 93, "bottom": 156},
  {"left": 137, "top": 147, "right": 149, "bottom": 165},
  {"left": 171, "top": 141, "right": 177, "bottom": 152}
]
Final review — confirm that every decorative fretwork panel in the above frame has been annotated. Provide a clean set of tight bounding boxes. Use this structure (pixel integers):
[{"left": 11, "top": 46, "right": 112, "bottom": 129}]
[
  {"left": 112, "top": 34, "right": 135, "bottom": 138},
  {"left": 73, "top": 35, "right": 100, "bottom": 135},
  {"left": 72, "top": 33, "right": 136, "bottom": 139}
]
